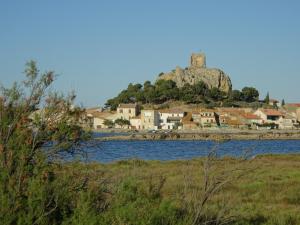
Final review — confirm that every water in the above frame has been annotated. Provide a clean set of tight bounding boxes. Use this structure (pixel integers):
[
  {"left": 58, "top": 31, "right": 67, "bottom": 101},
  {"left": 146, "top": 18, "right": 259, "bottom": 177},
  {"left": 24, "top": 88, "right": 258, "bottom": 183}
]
[{"left": 85, "top": 139, "right": 300, "bottom": 163}]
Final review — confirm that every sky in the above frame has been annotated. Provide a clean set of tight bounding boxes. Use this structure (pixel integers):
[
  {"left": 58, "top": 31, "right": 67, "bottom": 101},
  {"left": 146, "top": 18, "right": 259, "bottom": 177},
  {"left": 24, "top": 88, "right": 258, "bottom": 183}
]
[{"left": 0, "top": 0, "right": 300, "bottom": 107}]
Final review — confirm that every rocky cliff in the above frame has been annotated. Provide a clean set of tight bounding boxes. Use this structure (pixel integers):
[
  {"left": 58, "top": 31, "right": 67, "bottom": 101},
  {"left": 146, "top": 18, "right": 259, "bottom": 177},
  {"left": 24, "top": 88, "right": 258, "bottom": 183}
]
[{"left": 157, "top": 53, "right": 232, "bottom": 92}]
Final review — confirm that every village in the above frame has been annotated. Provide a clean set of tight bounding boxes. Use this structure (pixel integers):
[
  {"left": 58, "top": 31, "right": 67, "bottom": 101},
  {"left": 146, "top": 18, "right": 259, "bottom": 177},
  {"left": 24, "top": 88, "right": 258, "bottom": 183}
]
[{"left": 85, "top": 100, "right": 300, "bottom": 132}]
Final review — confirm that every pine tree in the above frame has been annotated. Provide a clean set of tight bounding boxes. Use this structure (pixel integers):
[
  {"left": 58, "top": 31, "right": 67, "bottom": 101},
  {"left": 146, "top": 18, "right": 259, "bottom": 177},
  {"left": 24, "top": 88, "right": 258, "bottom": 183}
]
[{"left": 264, "top": 92, "right": 270, "bottom": 104}]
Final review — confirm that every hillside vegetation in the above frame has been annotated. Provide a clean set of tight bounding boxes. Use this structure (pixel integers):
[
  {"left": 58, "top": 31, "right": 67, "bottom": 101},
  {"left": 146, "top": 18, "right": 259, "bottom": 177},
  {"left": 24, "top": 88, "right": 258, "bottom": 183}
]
[{"left": 105, "top": 80, "right": 260, "bottom": 110}]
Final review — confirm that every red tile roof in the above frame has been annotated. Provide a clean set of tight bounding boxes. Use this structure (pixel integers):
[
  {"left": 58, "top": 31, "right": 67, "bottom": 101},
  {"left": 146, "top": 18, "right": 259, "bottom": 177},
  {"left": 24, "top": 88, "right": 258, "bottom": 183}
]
[
  {"left": 241, "top": 113, "right": 261, "bottom": 120},
  {"left": 261, "top": 109, "right": 284, "bottom": 116}
]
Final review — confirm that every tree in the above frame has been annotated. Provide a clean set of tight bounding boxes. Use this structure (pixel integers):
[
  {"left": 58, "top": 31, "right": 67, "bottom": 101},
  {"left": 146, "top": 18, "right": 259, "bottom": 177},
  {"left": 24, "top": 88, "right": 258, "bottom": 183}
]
[
  {"left": 103, "top": 119, "right": 114, "bottom": 128},
  {"left": 193, "top": 81, "right": 208, "bottom": 96},
  {"left": 179, "top": 84, "right": 194, "bottom": 103},
  {"left": 0, "top": 61, "right": 90, "bottom": 224},
  {"left": 241, "top": 87, "right": 259, "bottom": 102},
  {"left": 281, "top": 99, "right": 285, "bottom": 106},
  {"left": 115, "top": 118, "right": 130, "bottom": 128},
  {"left": 264, "top": 92, "right": 270, "bottom": 104},
  {"left": 229, "top": 90, "right": 243, "bottom": 101},
  {"left": 208, "top": 87, "right": 225, "bottom": 101},
  {"left": 143, "top": 81, "right": 153, "bottom": 91},
  {"left": 154, "top": 80, "right": 179, "bottom": 103}
]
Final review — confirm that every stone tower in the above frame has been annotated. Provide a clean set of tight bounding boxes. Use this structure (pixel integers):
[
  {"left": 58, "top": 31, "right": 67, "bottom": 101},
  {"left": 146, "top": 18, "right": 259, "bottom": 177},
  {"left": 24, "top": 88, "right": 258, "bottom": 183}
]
[{"left": 190, "top": 52, "right": 206, "bottom": 68}]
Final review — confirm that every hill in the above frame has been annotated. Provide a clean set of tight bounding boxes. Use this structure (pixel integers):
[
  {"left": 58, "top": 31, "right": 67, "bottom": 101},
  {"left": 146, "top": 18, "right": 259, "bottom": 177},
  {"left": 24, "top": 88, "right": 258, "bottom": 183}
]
[
  {"left": 105, "top": 52, "right": 260, "bottom": 110},
  {"left": 157, "top": 52, "right": 232, "bottom": 92}
]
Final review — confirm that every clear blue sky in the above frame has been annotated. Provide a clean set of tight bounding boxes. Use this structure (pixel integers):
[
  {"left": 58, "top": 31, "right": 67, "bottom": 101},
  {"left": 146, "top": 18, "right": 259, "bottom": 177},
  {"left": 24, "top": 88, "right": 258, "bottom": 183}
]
[{"left": 1, "top": 0, "right": 300, "bottom": 107}]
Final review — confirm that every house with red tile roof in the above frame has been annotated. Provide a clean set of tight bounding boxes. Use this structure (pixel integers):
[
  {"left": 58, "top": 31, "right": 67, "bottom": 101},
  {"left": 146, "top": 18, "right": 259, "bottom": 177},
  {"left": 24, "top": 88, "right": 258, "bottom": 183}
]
[
  {"left": 240, "top": 113, "right": 263, "bottom": 125},
  {"left": 254, "top": 109, "right": 284, "bottom": 124}
]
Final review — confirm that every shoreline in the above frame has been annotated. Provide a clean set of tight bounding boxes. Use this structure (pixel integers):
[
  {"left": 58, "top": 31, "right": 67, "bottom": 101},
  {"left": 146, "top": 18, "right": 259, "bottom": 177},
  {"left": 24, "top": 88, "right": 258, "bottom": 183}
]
[{"left": 95, "top": 130, "right": 300, "bottom": 141}]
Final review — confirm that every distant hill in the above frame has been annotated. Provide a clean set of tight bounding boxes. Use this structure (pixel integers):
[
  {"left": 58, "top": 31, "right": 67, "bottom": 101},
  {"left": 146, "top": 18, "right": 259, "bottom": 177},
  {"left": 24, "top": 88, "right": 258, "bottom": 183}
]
[{"left": 105, "top": 52, "right": 261, "bottom": 110}]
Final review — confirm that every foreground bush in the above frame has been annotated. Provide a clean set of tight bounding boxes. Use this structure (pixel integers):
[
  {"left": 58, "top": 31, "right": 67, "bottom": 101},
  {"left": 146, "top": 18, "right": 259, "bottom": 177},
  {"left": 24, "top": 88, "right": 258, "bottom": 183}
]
[{"left": 0, "top": 61, "right": 91, "bottom": 224}]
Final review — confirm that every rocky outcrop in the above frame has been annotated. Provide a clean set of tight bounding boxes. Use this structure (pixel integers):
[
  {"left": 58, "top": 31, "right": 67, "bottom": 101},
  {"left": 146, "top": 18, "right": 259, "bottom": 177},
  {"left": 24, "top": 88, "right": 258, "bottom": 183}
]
[{"left": 157, "top": 52, "right": 232, "bottom": 92}]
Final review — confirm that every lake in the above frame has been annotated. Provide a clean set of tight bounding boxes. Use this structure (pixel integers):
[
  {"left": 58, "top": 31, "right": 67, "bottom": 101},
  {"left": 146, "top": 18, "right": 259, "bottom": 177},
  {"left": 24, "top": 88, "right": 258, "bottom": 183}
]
[{"left": 86, "top": 138, "right": 300, "bottom": 163}]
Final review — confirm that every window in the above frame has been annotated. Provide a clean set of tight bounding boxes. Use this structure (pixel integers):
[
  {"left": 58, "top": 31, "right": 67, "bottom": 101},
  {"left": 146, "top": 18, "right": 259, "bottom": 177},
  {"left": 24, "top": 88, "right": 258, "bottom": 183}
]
[
  {"left": 119, "top": 109, "right": 123, "bottom": 113},
  {"left": 129, "top": 109, "right": 131, "bottom": 113}
]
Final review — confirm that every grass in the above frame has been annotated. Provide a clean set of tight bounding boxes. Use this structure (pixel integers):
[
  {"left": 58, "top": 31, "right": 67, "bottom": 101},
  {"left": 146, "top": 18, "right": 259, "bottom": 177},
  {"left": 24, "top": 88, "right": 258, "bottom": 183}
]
[{"left": 58, "top": 154, "right": 300, "bottom": 224}]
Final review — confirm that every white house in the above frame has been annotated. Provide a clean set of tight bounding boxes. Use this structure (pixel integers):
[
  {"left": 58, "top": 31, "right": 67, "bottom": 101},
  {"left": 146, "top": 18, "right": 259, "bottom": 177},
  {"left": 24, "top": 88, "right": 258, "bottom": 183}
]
[
  {"left": 158, "top": 109, "right": 185, "bottom": 130},
  {"left": 91, "top": 112, "right": 118, "bottom": 129},
  {"left": 278, "top": 114, "right": 298, "bottom": 129},
  {"left": 130, "top": 116, "right": 142, "bottom": 130},
  {"left": 86, "top": 108, "right": 119, "bottom": 129}
]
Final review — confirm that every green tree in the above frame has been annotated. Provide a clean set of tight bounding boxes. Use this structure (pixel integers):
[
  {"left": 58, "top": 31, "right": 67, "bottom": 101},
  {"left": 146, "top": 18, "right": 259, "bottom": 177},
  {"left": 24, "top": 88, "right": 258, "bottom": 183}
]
[
  {"left": 115, "top": 118, "right": 131, "bottom": 128},
  {"left": 154, "top": 80, "right": 179, "bottom": 103},
  {"left": 178, "top": 82, "right": 209, "bottom": 103},
  {"left": 143, "top": 81, "right": 153, "bottom": 91},
  {"left": 241, "top": 87, "right": 259, "bottom": 102},
  {"left": 264, "top": 92, "right": 270, "bottom": 104},
  {"left": 193, "top": 81, "right": 208, "bottom": 96},
  {"left": 0, "top": 61, "right": 90, "bottom": 225},
  {"left": 229, "top": 90, "right": 243, "bottom": 101},
  {"left": 208, "top": 87, "right": 225, "bottom": 101},
  {"left": 103, "top": 119, "right": 114, "bottom": 128},
  {"left": 281, "top": 99, "right": 285, "bottom": 106},
  {"left": 179, "top": 84, "right": 194, "bottom": 103}
]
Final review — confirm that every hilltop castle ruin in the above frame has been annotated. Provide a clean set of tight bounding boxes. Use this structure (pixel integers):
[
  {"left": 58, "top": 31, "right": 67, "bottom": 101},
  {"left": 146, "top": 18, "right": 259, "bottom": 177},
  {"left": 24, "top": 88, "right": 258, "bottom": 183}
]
[{"left": 157, "top": 52, "right": 232, "bottom": 92}]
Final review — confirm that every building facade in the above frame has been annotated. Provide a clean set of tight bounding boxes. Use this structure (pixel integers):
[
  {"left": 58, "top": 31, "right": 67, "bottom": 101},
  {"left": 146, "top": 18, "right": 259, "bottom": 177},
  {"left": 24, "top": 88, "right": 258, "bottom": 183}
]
[
  {"left": 141, "top": 110, "right": 160, "bottom": 130},
  {"left": 130, "top": 116, "right": 142, "bottom": 130},
  {"left": 117, "top": 103, "right": 139, "bottom": 120},
  {"left": 254, "top": 109, "right": 284, "bottom": 124},
  {"left": 159, "top": 109, "right": 185, "bottom": 130},
  {"left": 192, "top": 109, "right": 218, "bottom": 127}
]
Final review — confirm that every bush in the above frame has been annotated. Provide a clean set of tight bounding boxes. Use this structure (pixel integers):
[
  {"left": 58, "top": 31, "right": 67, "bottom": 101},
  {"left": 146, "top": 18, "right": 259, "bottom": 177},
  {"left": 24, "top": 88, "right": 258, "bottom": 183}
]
[
  {"left": 101, "top": 177, "right": 182, "bottom": 225},
  {"left": 0, "top": 61, "right": 91, "bottom": 225}
]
